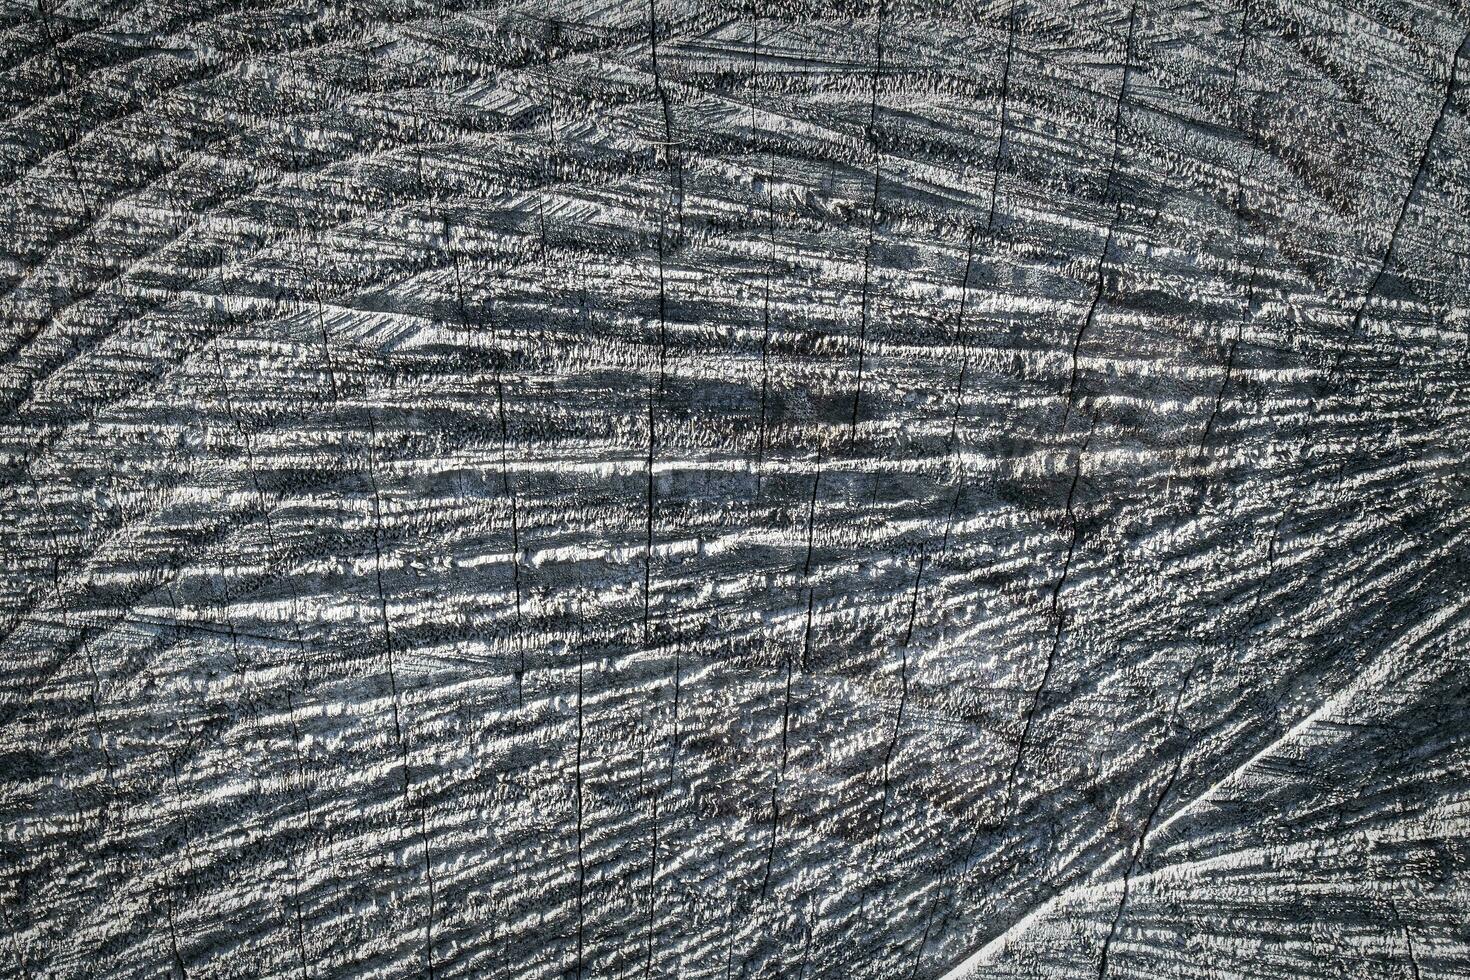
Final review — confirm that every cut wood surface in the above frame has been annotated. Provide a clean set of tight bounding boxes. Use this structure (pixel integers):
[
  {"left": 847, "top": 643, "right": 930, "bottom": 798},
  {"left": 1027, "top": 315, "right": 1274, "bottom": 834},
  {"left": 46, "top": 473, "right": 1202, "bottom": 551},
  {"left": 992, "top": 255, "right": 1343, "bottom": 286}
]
[{"left": 1, "top": 1, "right": 1468, "bottom": 978}]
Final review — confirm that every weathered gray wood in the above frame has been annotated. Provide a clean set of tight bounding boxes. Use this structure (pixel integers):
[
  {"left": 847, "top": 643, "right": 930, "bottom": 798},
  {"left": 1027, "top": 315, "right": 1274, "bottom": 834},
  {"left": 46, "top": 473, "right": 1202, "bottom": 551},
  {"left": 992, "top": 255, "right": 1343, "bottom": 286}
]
[{"left": 1, "top": 0, "right": 1468, "bottom": 978}]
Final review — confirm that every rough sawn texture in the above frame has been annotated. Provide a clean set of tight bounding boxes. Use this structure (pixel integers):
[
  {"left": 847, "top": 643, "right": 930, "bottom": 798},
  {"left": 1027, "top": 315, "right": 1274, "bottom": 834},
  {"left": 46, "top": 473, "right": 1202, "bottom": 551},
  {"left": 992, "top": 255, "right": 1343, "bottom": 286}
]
[{"left": 2, "top": 0, "right": 1469, "bottom": 978}]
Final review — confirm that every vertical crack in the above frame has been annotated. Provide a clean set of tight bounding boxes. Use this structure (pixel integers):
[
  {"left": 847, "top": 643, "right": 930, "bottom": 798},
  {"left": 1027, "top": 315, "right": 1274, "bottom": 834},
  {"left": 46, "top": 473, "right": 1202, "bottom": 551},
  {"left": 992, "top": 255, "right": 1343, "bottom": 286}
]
[
  {"left": 850, "top": 0, "right": 887, "bottom": 441},
  {"left": 1334, "top": 30, "right": 1470, "bottom": 374},
  {"left": 1003, "top": 419, "right": 1094, "bottom": 814},
  {"left": 760, "top": 449, "right": 823, "bottom": 901},
  {"left": 1097, "top": 665, "right": 1197, "bottom": 980}
]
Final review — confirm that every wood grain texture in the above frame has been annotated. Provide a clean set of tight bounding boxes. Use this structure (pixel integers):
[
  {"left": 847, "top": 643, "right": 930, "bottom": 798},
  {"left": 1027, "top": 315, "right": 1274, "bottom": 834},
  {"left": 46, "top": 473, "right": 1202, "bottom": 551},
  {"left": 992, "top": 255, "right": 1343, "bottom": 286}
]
[{"left": 1, "top": 0, "right": 1468, "bottom": 978}]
